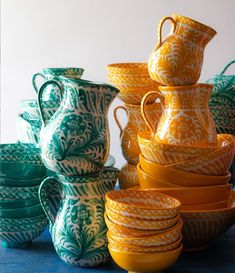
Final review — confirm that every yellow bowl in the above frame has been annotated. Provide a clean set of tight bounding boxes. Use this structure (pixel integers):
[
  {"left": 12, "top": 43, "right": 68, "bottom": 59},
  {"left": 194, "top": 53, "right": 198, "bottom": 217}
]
[
  {"left": 106, "top": 218, "right": 183, "bottom": 247},
  {"left": 181, "top": 191, "right": 235, "bottom": 251},
  {"left": 118, "top": 163, "right": 139, "bottom": 189},
  {"left": 105, "top": 206, "right": 180, "bottom": 230},
  {"left": 108, "top": 233, "right": 183, "bottom": 253},
  {"left": 139, "top": 153, "right": 231, "bottom": 187},
  {"left": 107, "top": 63, "right": 150, "bottom": 76},
  {"left": 138, "top": 131, "right": 217, "bottom": 164},
  {"left": 106, "top": 189, "right": 181, "bottom": 220},
  {"left": 104, "top": 213, "right": 165, "bottom": 238},
  {"left": 166, "top": 134, "right": 235, "bottom": 176},
  {"left": 108, "top": 244, "right": 183, "bottom": 273}
]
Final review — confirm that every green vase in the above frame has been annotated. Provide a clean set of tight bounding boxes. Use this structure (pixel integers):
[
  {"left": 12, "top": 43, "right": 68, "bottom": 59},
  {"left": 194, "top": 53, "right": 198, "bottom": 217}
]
[
  {"left": 38, "top": 77, "right": 119, "bottom": 175},
  {"left": 38, "top": 167, "right": 119, "bottom": 267}
]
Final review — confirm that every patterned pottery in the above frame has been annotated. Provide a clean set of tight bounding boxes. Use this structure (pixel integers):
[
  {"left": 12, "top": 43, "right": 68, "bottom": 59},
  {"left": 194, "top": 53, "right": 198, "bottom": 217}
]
[
  {"left": 0, "top": 198, "right": 39, "bottom": 209},
  {"left": 148, "top": 14, "right": 216, "bottom": 86},
  {"left": 114, "top": 102, "right": 161, "bottom": 164},
  {"left": 108, "top": 244, "right": 183, "bottom": 273},
  {"left": 38, "top": 77, "right": 119, "bottom": 175},
  {"left": 181, "top": 191, "right": 235, "bottom": 251},
  {"left": 0, "top": 214, "right": 48, "bottom": 248},
  {"left": 0, "top": 204, "right": 44, "bottom": 219},
  {"left": 141, "top": 84, "right": 217, "bottom": 147},
  {"left": 108, "top": 233, "right": 182, "bottom": 253},
  {"left": 118, "top": 163, "right": 139, "bottom": 189},
  {"left": 107, "top": 63, "right": 160, "bottom": 104},
  {"left": 39, "top": 167, "right": 119, "bottom": 267},
  {"left": 0, "top": 184, "right": 40, "bottom": 201},
  {"left": 20, "top": 100, "right": 40, "bottom": 120},
  {"left": 138, "top": 154, "right": 231, "bottom": 187},
  {"left": 106, "top": 189, "right": 180, "bottom": 220}
]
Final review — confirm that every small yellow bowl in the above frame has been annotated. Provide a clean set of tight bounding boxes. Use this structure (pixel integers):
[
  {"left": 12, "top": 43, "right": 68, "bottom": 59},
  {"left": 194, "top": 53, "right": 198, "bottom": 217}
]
[
  {"left": 108, "top": 244, "right": 183, "bottom": 273},
  {"left": 108, "top": 233, "right": 183, "bottom": 253},
  {"left": 118, "top": 163, "right": 139, "bottom": 189},
  {"left": 106, "top": 218, "right": 183, "bottom": 247},
  {"left": 105, "top": 206, "right": 180, "bottom": 230},
  {"left": 107, "top": 63, "right": 150, "bottom": 76},
  {"left": 106, "top": 189, "right": 181, "bottom": 220},
  {"left": 139, "top": 153, "right": 231, "bottom": 187}
]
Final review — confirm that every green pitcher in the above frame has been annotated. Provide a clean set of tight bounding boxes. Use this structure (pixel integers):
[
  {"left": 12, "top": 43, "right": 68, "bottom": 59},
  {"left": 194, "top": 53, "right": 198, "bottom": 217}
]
[
  {"left": 38, "top": 167, "right": 119, "bottom": 267},
  {"left": 38, "top": 77, "right": 119, "bottom": 176}
]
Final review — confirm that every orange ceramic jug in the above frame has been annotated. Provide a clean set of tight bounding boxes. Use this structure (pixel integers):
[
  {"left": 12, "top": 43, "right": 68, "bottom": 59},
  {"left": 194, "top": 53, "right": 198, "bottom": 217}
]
[
  {"left": 148, "top": 14, "right": 217, "bottom": 86},
  {"left": 114, "top": 103, "right": 161, "bottom": 164},
  {"left": 141, "top": 84, "right": 218, "bottom": 147}
]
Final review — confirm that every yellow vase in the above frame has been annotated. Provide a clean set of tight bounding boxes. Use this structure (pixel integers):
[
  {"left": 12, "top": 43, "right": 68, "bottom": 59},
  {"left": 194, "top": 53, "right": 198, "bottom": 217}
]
[
  {"left": 141, "top": 84, "right": 218, "bottom": 147},
  {"left": 148, "top": 14, "right": 217, "bottom": 86},
  {"left": 114, "top": 102, "right": 162, "bottom": 164}
]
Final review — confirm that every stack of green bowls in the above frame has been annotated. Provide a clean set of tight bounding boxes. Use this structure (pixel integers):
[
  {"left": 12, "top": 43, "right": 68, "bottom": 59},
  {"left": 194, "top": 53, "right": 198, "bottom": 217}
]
[{"left": 0, "top": 143, "right": 48, "bottom": 248}]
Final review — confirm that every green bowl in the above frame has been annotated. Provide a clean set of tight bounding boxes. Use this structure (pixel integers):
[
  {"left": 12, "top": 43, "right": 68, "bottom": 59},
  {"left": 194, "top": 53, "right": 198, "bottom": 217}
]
[
  {"left": 0, "top": 204, "right": 44, "bottom": 219},
  {"left": 0, "top": 184, "right": 40, "bottom": 201},
  {"left": 0, "top": 198, "right": 39, "bottom": 209}
]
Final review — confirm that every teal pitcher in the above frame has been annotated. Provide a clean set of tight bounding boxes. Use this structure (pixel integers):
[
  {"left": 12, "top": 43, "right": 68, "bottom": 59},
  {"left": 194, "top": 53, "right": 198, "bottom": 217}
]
[
  {"left": 39, "top": 167, "right": 119, "bottom": 267},
  {"left": 38, "top": 77, "right": 119, "bottom": 175}
]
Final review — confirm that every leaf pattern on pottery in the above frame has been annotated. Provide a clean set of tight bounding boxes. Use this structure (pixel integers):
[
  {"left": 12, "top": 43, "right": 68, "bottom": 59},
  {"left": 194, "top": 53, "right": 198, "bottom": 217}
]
[
  {"left": 39, "top": 167, "right": 119, "bottom": 267},
  {"left": 39, "top": 78, "right": 119, "bottom": 175}
]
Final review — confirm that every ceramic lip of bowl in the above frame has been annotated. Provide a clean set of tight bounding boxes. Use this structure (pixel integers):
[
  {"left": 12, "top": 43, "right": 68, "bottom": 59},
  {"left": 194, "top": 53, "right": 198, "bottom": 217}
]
[
  {"left": 106, "top": 189, "right": 181, "bottom": 220},
  {"left": 0, "top": 214, "right": 48, "bottom": 228},
  {"left": 0, "top": 174, "right": 46, "bottom": 186},
  {"left": 108, "top": 244, "right": 183, "bottom": 273},
  {"left": 0, "top": 198, "right": 40, "bottom": 209},
  {"left": 107, "top": 63, "right": 150, "bottom": 75},
  {"left": 105, "top": 206, "right": 180, "bottom": 230},
  {"left": 0, "top": 203, "right": 44, "bottom": 219},
  {"left": 0, "top": 143, "right": 40, "bottom": 152},
  {"left": 142, "top": 184, "right": 232, "bottom": 206},
  {"left": 139, "top": 153, "right": 231, "bottom": 187}
]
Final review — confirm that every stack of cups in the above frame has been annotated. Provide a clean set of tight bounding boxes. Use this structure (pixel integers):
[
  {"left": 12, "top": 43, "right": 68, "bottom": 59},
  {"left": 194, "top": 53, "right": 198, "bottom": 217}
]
[{"left": 107, "top": 63, "right": 162, "bottom": 189}]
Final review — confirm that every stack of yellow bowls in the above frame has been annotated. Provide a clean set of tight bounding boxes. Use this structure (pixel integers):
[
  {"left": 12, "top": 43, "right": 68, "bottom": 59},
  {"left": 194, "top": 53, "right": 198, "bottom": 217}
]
[
  {"left": 105, "top": 189, "right": 183, "bottom": 273},
  {"left": 107, "top": 63, "right": 162, "bottom": 190},
  {"left": 137, "top": 132, "right": 235, "bottom": 250}
]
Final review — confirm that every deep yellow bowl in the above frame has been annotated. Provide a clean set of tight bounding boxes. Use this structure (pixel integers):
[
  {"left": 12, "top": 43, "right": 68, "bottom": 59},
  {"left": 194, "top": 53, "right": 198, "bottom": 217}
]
[
  {"left": 108, "top": 244, "right": 183, "bottom": 273},
  {"left": 108, "top": 233, "right": 182, "bottom": 253},
  {"left": 139, "top": 153, "right": 231, "bottom": 187},
  {"left": 118, "top": 163, "right": 139, "bottom": 189},
  {"left": 106, "top": 218, "right": 183, "bottom": 247},
  {"left": 106, "top": 189, "right": 180, "bottom": 220},
  {"left": 107, "top": 63, "right": 150, "bottom": 76},
  {"left": 105, "top": 206, "right": 180, "bottom": 230}
]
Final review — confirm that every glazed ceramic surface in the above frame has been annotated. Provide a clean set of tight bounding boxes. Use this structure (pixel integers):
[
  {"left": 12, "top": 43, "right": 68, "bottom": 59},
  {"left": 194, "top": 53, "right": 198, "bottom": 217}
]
[
  {"left": 0, "top": 184, "right": 40, "bottom": 201},
  {"left": 141, "top": 84, "right": 217, "bottom": 147},
  {"left": 114, "top": 103, "right": 161, "bottom": 164},
  {"left": 38, "top": 77, "right": 119, "bottom": 175},
  {"left": 39, "top": 167, "right": 119, "bottom": 267},
  {"left": 148, "top": 14, "right": 216, "bottom": 85},
  {"left": 118, "top": 163, "right": 139, "bottom": 189}
]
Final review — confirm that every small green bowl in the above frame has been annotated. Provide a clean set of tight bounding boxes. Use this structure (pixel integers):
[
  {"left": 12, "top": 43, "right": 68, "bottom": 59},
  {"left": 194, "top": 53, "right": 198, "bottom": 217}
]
[
  {"left": 0, "top": 204, "right": 44, "bottom": 219},
  {"left": 0, "top": 184, "right": 40, "bottom": 201},
  {"left": 0, "top": 198, "right": 39, "bottom": 209}
]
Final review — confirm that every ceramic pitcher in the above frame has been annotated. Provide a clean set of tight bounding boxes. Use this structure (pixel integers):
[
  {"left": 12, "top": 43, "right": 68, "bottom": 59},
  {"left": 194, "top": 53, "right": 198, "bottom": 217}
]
[
  {"left": 141, "top": 84, "right": 217, "bottom": 147},
  {"left": 38, "top": 77, "right": 119, "bottom": 175},
  {"left": 114, "top": 103, "right": 162, "bottom": 164},
  {"left": 39, "top": 167, "right": 119, "bottom": 267},
  {"left": 148, "top": 14, "right": 217, "bottom": 86}
]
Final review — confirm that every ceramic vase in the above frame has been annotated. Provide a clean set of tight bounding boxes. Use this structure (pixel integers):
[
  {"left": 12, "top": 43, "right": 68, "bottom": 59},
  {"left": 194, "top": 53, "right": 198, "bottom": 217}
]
[
  {"left": 38, "top": 77, "right": 119, "bottom": 175},
  {"left": 39, "top": 167, "right": 119, "bottom": 267}
]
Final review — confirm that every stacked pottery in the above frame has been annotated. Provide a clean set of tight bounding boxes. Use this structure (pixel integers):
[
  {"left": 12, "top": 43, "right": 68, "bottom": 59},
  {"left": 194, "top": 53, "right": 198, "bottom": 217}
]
[
  {"left": 137, "top": 14, "right": 235, "bottom": 251},
  {"left": 105, "top": 189, "right": 183, "bottom": 273},
  {"left": 0, "top": 143, "right": 48, "bottom": 248},
  {"left": 37, "top": 76, "right": 120, "bottom": 267},
  {"left": 107, "top": 63, "right": 162, "bottom": 189}
]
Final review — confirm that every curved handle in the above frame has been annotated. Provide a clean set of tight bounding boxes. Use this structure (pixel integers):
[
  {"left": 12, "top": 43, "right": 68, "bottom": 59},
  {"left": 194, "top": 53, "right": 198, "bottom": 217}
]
[
  {"left": 156, "top": 16, "right": 177, "bottom": 49},
  {"left": 141, "top": 91, "right": 164, "bottom": 135},
  {"left": 38, "top": 80, "right": 63, "bottom": 125},
  {"left": 38, "top": 176, "right": 62, "bottom": 224},
  {"left": 220, "top": 60, "right": 235, "bottom": 75},
  {"left": 32, "top": 72, "right": 46, "bottom": 93},
  {"left": 113, "top": 106, "right": 128, "bottom": 137}
]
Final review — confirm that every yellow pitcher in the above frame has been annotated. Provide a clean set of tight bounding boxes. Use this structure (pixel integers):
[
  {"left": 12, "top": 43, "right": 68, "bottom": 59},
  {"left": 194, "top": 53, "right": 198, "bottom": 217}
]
[
  {"left": 148, "top": 14, "right": 217, "bottom": 86},
  {"left": 141, "top": 84, "right": 217, "bottom": 147}
]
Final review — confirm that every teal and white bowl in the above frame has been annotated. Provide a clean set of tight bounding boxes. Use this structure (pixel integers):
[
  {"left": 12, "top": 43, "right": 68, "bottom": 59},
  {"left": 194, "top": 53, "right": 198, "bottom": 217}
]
[
  {"left": 0, "top": 184, "right": 40, "bottom": 201},
  {"left": 0, "top": 198, "right": 39, "bottom": 209}
]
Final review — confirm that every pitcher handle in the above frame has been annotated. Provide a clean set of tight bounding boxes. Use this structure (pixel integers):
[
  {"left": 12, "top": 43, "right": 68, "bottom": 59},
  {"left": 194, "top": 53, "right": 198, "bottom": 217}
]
[
  {"left": 32, "top": 72, "right": 46, "bottom": 93},
  {"left": 156, "top": 16, "right": 177, "bottom": 49},
  {"left": 38, "top": 80, "right": 63, "bottom": 125},
  {"left": 220, "top": 60, "right": 235, "bottom": 75},
  {"left": 38, "top": 176, "right": 62, "bottom": 224},
  {"left": 141, "top": 91, "right": 164, "bottom": 136},
  {"left": 113, "top": 106, "right": 128, "bottom": 137}
]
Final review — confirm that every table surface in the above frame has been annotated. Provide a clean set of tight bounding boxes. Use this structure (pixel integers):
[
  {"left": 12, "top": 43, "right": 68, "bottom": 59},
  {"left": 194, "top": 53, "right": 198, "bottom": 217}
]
[{"left": 0, "top": 224, "right": 235, "bottom": 273}]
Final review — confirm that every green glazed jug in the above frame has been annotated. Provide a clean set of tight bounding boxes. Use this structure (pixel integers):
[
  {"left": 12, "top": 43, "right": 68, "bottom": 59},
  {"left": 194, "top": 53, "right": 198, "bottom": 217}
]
[
  {"left": 38, "top": 77, "right": 119, "bottom": 176},
  {"left": 39, "top": 167, "right": 119, "bottom": 267}
]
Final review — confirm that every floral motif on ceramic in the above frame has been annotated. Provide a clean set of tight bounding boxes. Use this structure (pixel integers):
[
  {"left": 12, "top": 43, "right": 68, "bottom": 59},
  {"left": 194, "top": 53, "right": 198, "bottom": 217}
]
[{"left": 118, "top": 163, "right": 139, "bottom": 189}]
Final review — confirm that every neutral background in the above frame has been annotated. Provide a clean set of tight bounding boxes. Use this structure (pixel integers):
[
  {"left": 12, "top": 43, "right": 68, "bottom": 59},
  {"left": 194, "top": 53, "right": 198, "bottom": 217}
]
[{"left": 1, "top": 0, "right": 235, "bottom": 168}]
